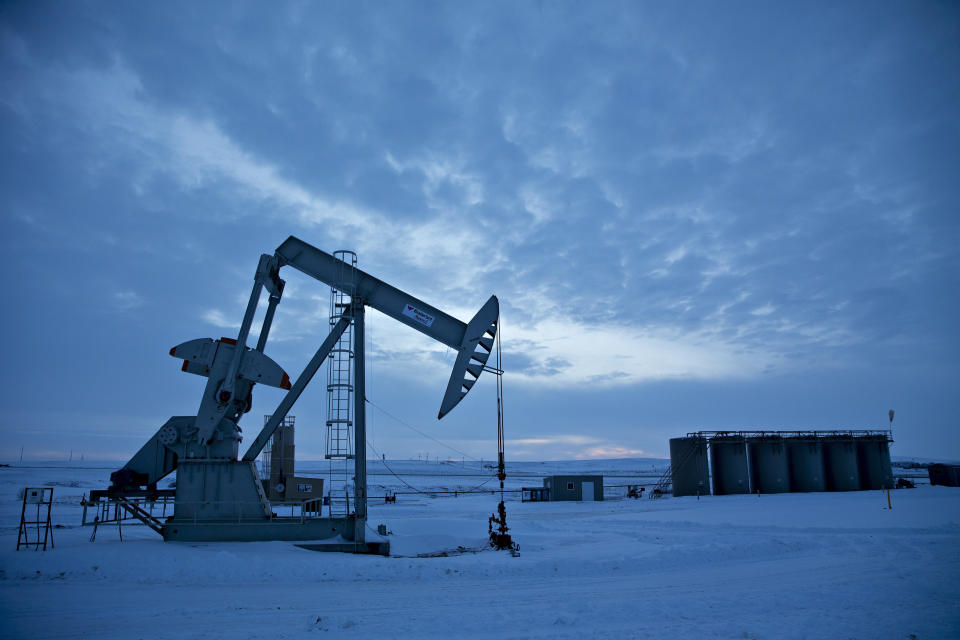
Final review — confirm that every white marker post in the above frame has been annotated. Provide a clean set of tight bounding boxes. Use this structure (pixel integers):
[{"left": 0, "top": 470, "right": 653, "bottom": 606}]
[{"left": 887, "top": 409, "right": 895, "bottom": 510}]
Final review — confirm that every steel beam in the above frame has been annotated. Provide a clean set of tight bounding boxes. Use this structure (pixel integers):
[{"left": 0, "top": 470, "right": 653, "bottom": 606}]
[
  {"left": 353, "top": 302, "right": 367, "bottom": 545},
  {"left": 242, "top": 315, "right": 351, "bottom": 461}
]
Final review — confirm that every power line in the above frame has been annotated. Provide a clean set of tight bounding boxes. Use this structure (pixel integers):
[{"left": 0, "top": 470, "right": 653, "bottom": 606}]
[
  {"left": 365, "top": 435, "right": 495, "bottom": 495},
  {"left": 365, "top": 397, "right": 479, "bottom": 461},
  {"left": 364, "top": 434, "right": 427, "bottom": 493}
]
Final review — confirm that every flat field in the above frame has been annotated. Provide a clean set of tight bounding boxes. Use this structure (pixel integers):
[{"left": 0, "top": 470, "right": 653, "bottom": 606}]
[{"left": 1, "top": 460, "right": 957, "bottom": 639}]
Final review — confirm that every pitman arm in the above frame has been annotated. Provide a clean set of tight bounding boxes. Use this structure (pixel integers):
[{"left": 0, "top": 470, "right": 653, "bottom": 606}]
[{"left": 191, "top": 254, "right": 285, "bottom": 444}]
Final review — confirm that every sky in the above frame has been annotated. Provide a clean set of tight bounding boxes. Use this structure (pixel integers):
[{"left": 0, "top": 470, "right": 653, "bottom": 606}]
[{"left": 1, "top": 1, "right": 958, "bottom": 463}]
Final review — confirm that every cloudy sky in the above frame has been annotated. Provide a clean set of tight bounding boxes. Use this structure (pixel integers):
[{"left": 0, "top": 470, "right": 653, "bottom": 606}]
[{"left": 2, "top": 2, "right": 958, "bottom": 462}]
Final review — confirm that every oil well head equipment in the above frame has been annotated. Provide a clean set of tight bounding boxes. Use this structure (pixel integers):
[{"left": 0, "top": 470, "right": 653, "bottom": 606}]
[{"left": 101, "top": 236, "right": 499, "bottom": 550}]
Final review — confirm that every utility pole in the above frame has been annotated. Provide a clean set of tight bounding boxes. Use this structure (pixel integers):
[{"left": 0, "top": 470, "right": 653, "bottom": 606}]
[{"left": 887, "top": 409, "right": 895, "bottom": 510}]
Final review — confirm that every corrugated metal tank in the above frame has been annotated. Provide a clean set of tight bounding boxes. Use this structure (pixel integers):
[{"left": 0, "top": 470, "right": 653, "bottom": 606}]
[
  {"left": 747, "top": 436, "right": 790, "bottom": 493},
  {"left": 928, "top": 464, "right": 960, "bottom": 487},
  {"left": 785, "top": 436, "right": 826, "bottom": 492},
  {"left": 822, "top": 436, "right": 860, "bottom": 491},
  {"left": 856, "top": 435, "right": 893, "bottom": 490},
  {"left": 669, "top": 437, "right": 710, "bottom": 497},
  {"left": 709, "top": 436, "right": 750, "bottom": 495}
]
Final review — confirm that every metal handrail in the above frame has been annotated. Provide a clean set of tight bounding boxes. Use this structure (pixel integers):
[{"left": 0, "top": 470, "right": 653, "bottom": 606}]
[{"left": 686, "top": 429, "right": 892, "bottom": 441}]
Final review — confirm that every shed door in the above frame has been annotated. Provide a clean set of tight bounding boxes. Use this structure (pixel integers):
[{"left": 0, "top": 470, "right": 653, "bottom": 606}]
[{"left": 581, "top": 481, "right": 594, "bottom": 501}]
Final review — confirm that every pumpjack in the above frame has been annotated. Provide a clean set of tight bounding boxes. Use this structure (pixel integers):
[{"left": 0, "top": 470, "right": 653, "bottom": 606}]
[{"left": 102, "top": 236, "right": 499, "bottom": 553}]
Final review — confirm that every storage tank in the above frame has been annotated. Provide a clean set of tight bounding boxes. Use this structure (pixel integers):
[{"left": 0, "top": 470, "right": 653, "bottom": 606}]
[
  {"left": 785, "top": 436, "right": 826, "bottom": 492},
  {"left": 747, "top": 436, "right": 790, "bottom": 493},
  {"left": 710, "top": 436, "right": 749, "bottom": 495},
  {"left": 928, "top": 464, "right": 960, "bottom": 487},
  {"left": 669, "top": 437, "right": 710, "bottom": 497},
  {"left": 822, "top": 436, "right": 860, "bottom": 491},
  {"left": 856, "top": 435, "right": 893, "bottom": 490}
]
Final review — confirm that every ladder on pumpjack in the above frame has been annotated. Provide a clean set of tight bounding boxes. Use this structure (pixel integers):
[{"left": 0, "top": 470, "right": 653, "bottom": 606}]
[{"left": 325, "top": 250, "right": 357, "bottom": 518}]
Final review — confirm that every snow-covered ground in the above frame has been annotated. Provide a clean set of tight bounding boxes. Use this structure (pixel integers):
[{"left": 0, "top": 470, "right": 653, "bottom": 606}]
[{"left": 1, "top": 460, "right": 958, "bottom": 639}]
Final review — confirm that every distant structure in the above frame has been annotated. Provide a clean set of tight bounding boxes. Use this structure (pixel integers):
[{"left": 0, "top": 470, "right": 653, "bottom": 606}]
[
  {"left": 259, "top": 416, "right": 323, "bottom": 504},
  {"left": 530, "top": 475, "right": 603, "bottom": 502},
  {"left": 928, "top": 464, "right": 960, "bottom": 487},
  {"left": 669, "top": 436, "right": 710, "bottom": 496},
  {"left": 17, "top": 487, "right": 54, "bottom": 551},
  {"left": 521, "top": 486, "right": 549, "bottom": 502},
  {"left": 669, "top": 430, "right": 893, "bottom": 497}
]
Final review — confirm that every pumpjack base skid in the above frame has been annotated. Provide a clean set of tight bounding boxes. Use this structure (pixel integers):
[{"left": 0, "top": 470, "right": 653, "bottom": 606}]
[
  {"left": 162, "top": 516, "right": 377, "bottom": 548},
  {"left": 84, "top": 491, "right": 388, "bottom": 553}
]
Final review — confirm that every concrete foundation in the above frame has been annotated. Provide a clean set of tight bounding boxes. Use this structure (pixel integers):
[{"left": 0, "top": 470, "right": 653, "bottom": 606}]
[
  {"left": 162, "top": 516, "right": 356, "bottom": 543},
  {"left": 165, "top": 459, "right": 363, "bottom": 547},
  {"left": 174, "top": 459, "right": 271, "bottom": 522}
]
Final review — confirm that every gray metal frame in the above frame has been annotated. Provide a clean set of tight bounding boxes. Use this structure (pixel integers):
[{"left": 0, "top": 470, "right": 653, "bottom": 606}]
[
  {"left": 106, "top": 236, "right": 498, "bottom": 551},
  {"left": 18, "top": 487, "right": 54, "bottom": 550},
  {"left": 687, "top": 429, "right": 892, "bottom": 440}
]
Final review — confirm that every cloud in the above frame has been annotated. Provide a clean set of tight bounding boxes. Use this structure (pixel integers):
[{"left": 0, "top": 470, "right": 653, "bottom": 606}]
[
  {"left": 384, "top": 150, "right": 485, "bottom": 209},
  {"left": 3, "top": 2, "right": 958, "bottom": 461},
  {"left": 575, "top": 446, "right": 646, "bottom": 459},
  {"left": 111, "top": 290, "right": 144, "bottom": 311},
  {"left": 511, "top": 435, "right": 600, "bottom": 447},
  {"left": 45, "top": 62, "right": 380, "bottom": 239},
  {"left": 201, "top": 309, "right": 240, "bottom": 330},
  {"left": 39, "top": 59, "right": 517, "bottom": 310},
  {"left": 504, "top": 315, "right": 781, "bottom": 388},
  {"left": 505, "top": 435, "right": 648, "bottom": 461},
  {"left": 28, "top": 24, "right": 938, "bottom": 391}
]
